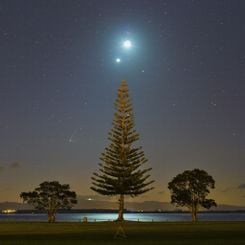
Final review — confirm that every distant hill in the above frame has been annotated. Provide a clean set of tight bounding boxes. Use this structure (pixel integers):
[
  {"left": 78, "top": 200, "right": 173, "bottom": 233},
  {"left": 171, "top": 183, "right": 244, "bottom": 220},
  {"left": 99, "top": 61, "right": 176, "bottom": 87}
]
[
  {"left": 74, "top": 198, "right": 174, "bottom": 211},
  {"left": 0, "top": 199, "right": 245, "bottom": 212},
  {"left": 74, "top": 199, "right": 245, "bottom": 211},
  {"left": 210, "top": 204, "right": 245, "bottom": 211},
  {"left": 0, "top": 202, "right": 31, "bottom": 210}
]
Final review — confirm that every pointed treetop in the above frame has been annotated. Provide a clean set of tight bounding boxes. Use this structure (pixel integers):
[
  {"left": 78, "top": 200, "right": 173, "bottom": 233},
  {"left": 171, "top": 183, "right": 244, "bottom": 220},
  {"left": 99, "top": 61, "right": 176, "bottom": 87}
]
[
  {"left": 120, "top": 80, "right": 127, "bottom": 85},
  {"left": 119, "top": 80, "right": 128, "bottom": 90}
]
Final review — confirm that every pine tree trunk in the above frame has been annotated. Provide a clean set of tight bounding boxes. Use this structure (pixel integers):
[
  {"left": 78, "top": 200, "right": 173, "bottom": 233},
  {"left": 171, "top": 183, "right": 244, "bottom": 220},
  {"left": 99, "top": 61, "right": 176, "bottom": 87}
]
[
  {"left": 48, "top": 211, "right": 56, "bottom": 223},
  {"left": 117, "top": 194, "right": 124, "bottom": 221},
  {"left": 191, "top": 210, "right": 195, "bottom": 222}
]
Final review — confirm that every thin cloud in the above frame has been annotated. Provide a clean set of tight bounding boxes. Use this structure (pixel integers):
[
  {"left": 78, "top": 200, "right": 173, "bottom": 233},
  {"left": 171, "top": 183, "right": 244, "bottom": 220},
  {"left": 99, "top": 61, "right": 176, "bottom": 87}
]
[
  {"left": 220, "top": 188, "right": 231, "bottom": 193},
  {"left": 238, "top": 184, "right": 245, "bottom": 189},
  {"left": 10, "top": 161, "right": 21, "bottom": 169}
]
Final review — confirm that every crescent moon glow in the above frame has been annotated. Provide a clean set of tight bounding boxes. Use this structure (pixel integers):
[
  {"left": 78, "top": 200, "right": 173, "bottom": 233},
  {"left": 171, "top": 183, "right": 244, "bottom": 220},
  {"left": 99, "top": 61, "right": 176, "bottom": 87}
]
[{"left": 123, "top": 40, "right": 132, "bottom": 49}]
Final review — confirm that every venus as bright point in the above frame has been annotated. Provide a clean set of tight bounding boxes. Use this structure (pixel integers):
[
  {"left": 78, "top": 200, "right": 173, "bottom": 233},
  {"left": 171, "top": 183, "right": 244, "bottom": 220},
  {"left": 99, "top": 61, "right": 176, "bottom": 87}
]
[{"left": 116, "top": 58, "right": 121, "bottom": 63}]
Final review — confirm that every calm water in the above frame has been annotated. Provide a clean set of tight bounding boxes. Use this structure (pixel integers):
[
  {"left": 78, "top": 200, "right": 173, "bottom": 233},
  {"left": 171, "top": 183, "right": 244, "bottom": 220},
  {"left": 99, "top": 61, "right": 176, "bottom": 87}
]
[{"left": 0, "top": 213, "right": 245, "bottom": 222}]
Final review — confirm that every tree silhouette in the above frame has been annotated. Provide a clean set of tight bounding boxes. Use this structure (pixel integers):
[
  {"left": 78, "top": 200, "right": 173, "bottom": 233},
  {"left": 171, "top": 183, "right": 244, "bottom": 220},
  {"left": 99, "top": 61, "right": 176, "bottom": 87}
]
[
  {"left": 168, "top": 168, "right": 217, "bottom": 222},
  {"left": 91, "top": 80, "right": 154, "bottom": 221},
  {"left": 20, "top": 181, "right": 77, "bottom": 222}
]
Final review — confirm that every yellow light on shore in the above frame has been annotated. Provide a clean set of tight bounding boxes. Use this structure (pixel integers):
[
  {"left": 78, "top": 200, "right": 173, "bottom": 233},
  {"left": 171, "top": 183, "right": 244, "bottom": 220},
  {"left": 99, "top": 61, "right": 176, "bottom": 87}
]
[{"left": 2, "top": 209, "right": 17, "bottom": 214}]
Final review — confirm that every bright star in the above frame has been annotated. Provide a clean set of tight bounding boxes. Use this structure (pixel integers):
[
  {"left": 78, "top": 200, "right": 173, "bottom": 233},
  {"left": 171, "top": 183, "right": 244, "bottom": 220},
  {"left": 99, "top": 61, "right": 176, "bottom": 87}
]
[
  {"left": 116, "top": 58, "right": 121, "bottom": 63},
  {"left": 123, "top": 40, "right": 132, "bottom": 49}
]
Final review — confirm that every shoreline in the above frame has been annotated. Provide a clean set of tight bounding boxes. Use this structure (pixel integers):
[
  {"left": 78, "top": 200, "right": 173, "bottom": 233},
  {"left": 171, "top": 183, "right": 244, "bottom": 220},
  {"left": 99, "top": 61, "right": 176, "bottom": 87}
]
[{"left": 4, "top": 209, "right": 245, "bottom": 214}]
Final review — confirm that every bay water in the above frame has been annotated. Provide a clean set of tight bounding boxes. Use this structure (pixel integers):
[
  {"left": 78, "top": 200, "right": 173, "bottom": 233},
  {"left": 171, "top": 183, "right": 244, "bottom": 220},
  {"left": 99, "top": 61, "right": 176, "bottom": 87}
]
[{"left": 0, "top": 212, "right": 245, "bottom": 222}]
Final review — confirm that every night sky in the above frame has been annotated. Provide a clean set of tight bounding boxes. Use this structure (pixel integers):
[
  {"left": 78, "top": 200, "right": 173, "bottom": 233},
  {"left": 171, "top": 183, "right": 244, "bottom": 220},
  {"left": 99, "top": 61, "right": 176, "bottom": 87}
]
[{"left": 0, "top": 0, "right": 245, "bottom": 206}]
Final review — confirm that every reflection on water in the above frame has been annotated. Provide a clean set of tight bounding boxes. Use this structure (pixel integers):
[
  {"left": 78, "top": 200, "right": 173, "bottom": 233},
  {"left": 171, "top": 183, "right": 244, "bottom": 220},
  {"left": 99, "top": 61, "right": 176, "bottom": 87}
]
[{"left": 0, "top": 212, "right": 245, "bottom": 222}]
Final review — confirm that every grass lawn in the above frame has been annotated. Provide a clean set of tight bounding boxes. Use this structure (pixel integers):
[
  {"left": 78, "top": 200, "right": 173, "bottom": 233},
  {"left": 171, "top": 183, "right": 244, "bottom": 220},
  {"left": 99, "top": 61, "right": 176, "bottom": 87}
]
[{"left": 0, "top": 221, "right": 244, "bottom": 244}]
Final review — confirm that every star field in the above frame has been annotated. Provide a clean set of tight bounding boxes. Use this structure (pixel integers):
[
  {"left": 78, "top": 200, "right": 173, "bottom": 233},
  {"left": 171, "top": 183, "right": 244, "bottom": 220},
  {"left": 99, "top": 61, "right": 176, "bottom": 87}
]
[{"left": 0, "top": 0, "right": 245, "bottom": 205}]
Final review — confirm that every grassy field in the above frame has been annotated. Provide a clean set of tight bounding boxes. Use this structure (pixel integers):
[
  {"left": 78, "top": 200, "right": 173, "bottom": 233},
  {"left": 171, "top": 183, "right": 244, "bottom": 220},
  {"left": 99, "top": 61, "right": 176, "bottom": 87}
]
[{"left": 0, "top": 221, "right": 244, "bottom": 244}]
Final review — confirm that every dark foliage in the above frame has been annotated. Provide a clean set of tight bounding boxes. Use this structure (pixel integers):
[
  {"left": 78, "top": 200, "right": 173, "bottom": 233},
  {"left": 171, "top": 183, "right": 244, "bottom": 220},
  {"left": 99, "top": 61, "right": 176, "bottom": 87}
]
[
  {"left": 91, "top": 80, "right": 154, "bottom": 221},
  {"left": 20, "top": 181, "right": 77, "bottom": 222},
  {"left": 168, "top": 169, "right": 217, "bottom": 221}
]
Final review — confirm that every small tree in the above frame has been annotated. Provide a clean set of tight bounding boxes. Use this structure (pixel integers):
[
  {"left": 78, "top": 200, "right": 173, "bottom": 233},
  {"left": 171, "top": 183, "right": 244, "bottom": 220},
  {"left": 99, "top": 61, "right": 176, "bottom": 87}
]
[
  {"left": 91, "top": 80, "right": 154, "bottom": 221},
  {"left": 168, "top": 169, "right": 217, "bottom": 222},
  {"left": 20, "top": 181, "right": 77, "bottom": 222}
]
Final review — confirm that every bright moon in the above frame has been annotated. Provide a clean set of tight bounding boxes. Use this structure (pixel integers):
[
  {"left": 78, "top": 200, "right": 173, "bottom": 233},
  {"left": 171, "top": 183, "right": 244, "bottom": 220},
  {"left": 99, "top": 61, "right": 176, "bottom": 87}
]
[
  {"left": 123, "top": 40, "right": 132, "bottom": 49},
  {"left": 116, "top": 58, "right": 121, "bottom": 63}
]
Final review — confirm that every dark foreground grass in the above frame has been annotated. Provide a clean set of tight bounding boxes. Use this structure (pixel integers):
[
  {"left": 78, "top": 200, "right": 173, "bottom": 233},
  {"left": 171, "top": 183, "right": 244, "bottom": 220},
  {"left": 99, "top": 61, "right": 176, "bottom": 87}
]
[{"left": 0, "top": 221, "right": 244, "bottom": 245}]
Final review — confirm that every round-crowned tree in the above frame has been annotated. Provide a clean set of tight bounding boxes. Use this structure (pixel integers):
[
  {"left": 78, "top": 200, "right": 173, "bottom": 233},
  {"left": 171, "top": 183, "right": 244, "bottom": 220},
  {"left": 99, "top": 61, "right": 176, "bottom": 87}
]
[
  {"left": 168, "top": 169, "right": 217, "bottom": 222},
  {"left": 20, "top": 181, "right": 77, "bottom": 222}
]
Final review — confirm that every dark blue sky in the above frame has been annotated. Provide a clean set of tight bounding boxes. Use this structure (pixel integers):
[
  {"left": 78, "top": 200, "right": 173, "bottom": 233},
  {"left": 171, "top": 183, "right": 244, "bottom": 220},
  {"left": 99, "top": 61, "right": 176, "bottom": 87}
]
[{"left": 0, "top": 0, "right": 245, "bottom": 205}]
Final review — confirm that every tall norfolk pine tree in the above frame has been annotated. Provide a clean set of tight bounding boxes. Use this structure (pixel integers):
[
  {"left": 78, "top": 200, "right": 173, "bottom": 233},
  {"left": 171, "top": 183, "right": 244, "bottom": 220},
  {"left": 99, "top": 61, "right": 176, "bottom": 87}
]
[{"left": 91, "top": 80, "right": 154, "bottom": 221}]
